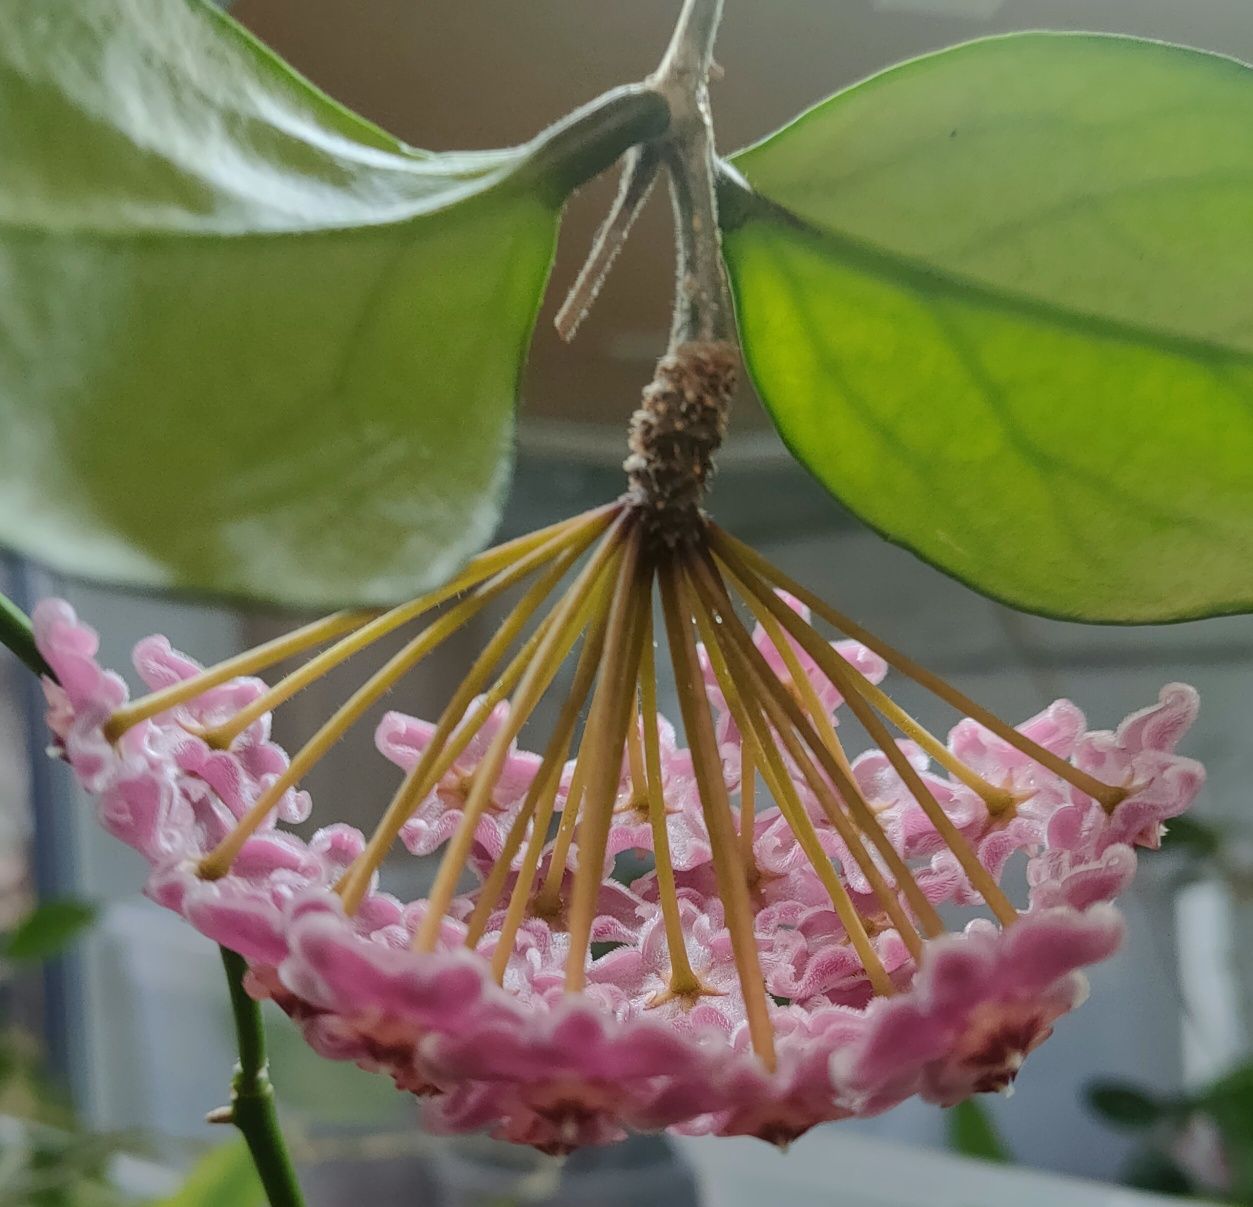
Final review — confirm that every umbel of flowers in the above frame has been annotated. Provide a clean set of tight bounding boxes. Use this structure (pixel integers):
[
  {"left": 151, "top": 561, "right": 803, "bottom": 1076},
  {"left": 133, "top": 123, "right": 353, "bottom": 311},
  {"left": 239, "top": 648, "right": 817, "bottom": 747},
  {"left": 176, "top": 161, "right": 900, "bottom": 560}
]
[{"left": 38, "top": 343, "right": 1203, "bottom": 1153}]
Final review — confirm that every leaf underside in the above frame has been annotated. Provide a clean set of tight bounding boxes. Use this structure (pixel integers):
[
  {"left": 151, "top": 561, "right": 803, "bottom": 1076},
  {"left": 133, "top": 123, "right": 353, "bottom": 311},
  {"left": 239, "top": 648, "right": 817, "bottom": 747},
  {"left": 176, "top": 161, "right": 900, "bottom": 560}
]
[
  {"left": 0, "top": 0, "right": 560, "bottom": 608},
  {"left": 724, "top": 33, "right": 1253, "bottom": 622}
]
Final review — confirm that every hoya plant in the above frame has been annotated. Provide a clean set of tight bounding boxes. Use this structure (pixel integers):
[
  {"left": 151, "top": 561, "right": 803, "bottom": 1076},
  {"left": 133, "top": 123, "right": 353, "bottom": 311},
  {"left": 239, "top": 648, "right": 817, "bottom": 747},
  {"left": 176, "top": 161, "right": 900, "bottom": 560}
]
[{"left": 0, "top": 1, "right": 1249, "bottom": 1203}]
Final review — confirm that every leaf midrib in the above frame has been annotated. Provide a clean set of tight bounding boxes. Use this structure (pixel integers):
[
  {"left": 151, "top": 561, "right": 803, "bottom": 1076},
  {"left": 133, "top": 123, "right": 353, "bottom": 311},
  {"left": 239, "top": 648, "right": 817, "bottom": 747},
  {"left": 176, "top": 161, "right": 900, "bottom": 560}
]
[
  {"left": 760, "top": 214, "right": 1253, "bottom": 559},
  {"left": 0, "top": 157, "right": 528, "bottom": 243},
  {"left": 718, "top": 170, "right": 1253, "bottom": 371}
]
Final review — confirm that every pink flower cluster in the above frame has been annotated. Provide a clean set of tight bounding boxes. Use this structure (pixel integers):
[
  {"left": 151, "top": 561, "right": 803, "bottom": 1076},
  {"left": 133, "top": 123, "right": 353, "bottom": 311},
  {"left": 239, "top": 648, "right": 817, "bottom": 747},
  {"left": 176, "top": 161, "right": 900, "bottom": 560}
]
[{"left": 34, "top": 597, "right": 1204, "bottom": 1153}]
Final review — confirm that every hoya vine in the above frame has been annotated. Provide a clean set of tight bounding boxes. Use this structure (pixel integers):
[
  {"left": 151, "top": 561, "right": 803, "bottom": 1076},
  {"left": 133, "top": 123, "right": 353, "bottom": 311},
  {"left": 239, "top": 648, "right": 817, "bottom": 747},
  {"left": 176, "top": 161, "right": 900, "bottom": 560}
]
[
  {"left": 0, "top": 1, "right": 1247, "bottom": 617},
  {"left": 0, "top": 1, "right": 1248, "bottom": 1204},
  {"left": 215, "top": 949, "right": 306, "bottom": 1207}
]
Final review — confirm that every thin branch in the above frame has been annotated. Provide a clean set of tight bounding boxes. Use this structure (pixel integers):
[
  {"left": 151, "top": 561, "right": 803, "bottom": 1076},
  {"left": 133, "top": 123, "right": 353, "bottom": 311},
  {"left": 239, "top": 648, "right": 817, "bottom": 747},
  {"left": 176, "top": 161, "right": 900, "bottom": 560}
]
[
  {"left": 651, "top": 0, "right": 733, "bottom": 345},
  {"left": 555, "top": 0, "right": 733, "bottom": 347},
  {"left": 655, "top": 0, "right": 726, "bottom": 81},
  {"left": 218, "top": 949, "right": 307, "bottom": 1207},
  {"left": 555, "top": 144, "right": 662, "bottom": 341},
  {"left": 1, "top": 589, "right": 51, "bottom": 679}
]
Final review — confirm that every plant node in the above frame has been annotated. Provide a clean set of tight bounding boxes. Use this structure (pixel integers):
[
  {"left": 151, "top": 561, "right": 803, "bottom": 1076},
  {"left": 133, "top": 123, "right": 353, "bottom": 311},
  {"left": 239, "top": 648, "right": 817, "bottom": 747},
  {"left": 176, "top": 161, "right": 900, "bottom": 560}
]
[{"left": 624, "top": 339, "right": 739, "bottom": 544}]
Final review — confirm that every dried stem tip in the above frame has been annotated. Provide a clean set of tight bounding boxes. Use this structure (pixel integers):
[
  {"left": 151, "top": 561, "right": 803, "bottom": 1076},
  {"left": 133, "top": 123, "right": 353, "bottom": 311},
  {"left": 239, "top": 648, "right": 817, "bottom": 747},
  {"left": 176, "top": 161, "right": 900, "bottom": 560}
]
[{"left": 624, "top": 339, "right": 739, "bottom": 544}]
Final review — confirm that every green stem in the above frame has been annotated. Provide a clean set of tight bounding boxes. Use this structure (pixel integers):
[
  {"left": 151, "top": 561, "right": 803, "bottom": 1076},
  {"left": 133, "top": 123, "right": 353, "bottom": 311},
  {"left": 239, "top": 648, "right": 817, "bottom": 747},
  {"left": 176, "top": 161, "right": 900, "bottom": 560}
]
[
  {"left": 0, "top": 589, "right": 305, "bottom": 1207},
  {"left": 219, "top": 949, "right": 307, "bottom": 1207},
  {"left": 0, "top": 589, "right": 51, "bottom": 679}
]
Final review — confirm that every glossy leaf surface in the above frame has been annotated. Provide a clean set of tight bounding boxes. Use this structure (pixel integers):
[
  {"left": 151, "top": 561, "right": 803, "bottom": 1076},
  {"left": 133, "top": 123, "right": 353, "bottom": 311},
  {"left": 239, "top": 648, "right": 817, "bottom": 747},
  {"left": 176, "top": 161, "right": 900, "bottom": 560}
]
[
  {"left": 0, "top": 1, "right": 664, "bottom": 607},
  {"left": 724, "top": 34, "right": 1253, "bottom": 621}
]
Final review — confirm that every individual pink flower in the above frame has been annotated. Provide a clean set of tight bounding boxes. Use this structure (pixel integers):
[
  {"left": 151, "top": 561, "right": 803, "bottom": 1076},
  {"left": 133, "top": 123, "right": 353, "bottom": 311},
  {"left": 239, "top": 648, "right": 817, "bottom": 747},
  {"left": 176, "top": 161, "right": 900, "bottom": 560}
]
[
  {"left": 474, "top": 871, "right": 646, "bottom": 957},
  {"left": 603, "top": 715, "right": 713, "bottom": 871},
  {"left": 377, "top": 701, "right": 541, "bottom": 859},
  {"left": 833, "top": 907, "right": 1124, "bottom": 1107},
  {"left": 1071, "top": 683, "right": 1205, "bottom": 850},
  {"left": 591, "top": 896, "right": 747, "bottom": 1033}
]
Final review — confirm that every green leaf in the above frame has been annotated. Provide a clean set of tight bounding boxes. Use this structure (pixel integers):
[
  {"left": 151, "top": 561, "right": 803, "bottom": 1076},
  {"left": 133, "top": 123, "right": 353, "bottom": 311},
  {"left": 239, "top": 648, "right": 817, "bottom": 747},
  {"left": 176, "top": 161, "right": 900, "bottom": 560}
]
[
  {"left": 0, "top": 1, "right": 665, "bottom": 608},
  {"left": 946, "top": 1098, "right": 1010, "bottom": 1163},
  {"left": 1087, "top": 1081, "right": 1169, "bottom": 1130},
  {"left": 1197, "top": 1064, "right": 1253, "bottom": 1198},
  {"left": 722, "top": 33, "right": 1253, "bottom": 622},
  {"left": 1199, "top": 1063, "right": 1253, "bottom": 1114},
  {"left": 155, "top": 1141, "right": 265, "bottom": 1207},
  {"left": 1121, "top": 1150, "right": 1195, "bottom": 1198},
  {"left": 3, "top": 898, "right": 97, "bottom": 962}
]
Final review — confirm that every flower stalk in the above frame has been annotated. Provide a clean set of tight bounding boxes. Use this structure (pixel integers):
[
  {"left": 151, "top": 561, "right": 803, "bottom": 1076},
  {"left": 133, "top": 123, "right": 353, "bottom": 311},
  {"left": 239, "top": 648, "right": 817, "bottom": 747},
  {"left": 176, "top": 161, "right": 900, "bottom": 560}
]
[
  {"left": 639, "top": 629, "right": 706, "bottom": 1000},
  {"left": 708, "top": 524, "right": 1131, "bottom": 812},
  {"left": 685, "top": 550, "right": 941, "bottom": 948},
  {"left": 564, "top": 530, "right": 649, "bottom": 992},
  {"left": 662, "top": 555, "right": 777, "bottom": 1068},
  {"left": 35, "top": 498, "right": 1204, "bottom": 1149},
  {"left": 691, "top": 596, "right": 896, "bottom": 997}
]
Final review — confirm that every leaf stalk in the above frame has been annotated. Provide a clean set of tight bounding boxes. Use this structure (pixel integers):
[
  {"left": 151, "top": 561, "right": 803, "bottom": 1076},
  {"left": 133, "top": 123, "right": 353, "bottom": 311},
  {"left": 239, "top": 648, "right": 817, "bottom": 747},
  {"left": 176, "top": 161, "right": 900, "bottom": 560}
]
[{"left": 556, "top": 0, "right": 735, "bottom": 351}]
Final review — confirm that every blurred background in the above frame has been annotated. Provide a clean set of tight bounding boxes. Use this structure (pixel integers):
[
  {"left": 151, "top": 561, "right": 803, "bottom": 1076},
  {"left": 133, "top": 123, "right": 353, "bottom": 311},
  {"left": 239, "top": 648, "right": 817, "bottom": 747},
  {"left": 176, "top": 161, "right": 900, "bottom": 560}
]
[{"left": 2, "top": 1, "right": 1252, "bottom": 1204}]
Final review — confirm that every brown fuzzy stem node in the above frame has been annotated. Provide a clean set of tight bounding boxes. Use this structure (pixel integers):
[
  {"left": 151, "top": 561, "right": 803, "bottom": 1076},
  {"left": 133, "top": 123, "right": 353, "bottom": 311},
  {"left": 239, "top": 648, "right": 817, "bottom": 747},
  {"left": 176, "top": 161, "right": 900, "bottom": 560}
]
[{"left": 624, "top": 339, "right": 739, "bottom": 545}]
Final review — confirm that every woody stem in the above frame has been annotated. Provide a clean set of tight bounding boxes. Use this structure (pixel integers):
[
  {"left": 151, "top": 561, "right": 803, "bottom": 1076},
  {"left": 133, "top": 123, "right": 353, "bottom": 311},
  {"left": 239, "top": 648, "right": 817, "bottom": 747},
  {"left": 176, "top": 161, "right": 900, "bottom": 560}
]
[{"left": 652, "top": 0, "right": 731, "bottom": 346}]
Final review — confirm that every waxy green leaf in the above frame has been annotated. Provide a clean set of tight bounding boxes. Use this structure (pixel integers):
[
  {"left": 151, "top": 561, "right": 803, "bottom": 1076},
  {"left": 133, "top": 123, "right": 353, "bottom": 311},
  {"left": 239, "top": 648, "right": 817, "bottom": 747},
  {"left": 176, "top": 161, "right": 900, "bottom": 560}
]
[
  {"left": 723, "top": 34, "right": 1253, "bottom": 622},
  {"left": 0, "top": 1, "right": 665, "bottom": 607}
]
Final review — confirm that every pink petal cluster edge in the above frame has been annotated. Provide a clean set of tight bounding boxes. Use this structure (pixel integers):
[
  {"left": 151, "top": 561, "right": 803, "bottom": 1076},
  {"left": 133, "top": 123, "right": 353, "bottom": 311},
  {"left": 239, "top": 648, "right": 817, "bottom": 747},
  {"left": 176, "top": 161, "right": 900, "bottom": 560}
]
[{"left": 33, "top": 598, "right": 1204, "bottom": 1153}]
